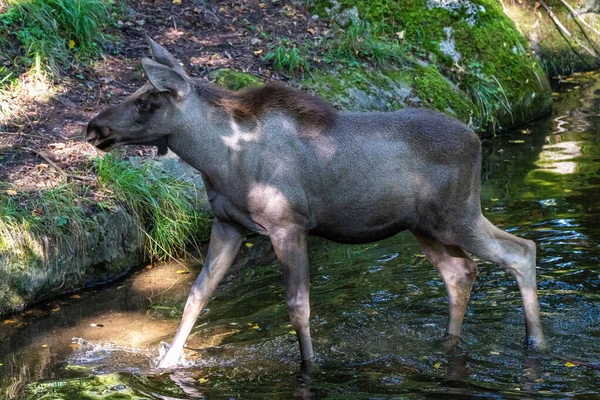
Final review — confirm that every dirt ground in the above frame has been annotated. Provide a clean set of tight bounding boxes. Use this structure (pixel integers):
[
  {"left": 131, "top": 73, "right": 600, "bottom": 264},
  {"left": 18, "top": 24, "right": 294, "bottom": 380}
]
[{"left": 0, "top": 0, "right": 329, "bottom": 192}]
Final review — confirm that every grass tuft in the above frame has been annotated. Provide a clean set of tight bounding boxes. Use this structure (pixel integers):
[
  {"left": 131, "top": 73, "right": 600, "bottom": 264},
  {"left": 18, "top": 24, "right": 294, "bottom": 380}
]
[
  {"left": 263, "top": 43, "right": 310, "bottom": 75},
  {"left": 94, "top": 155, "right": 211, "bottom": 260},
  {"left": 457, "top": 61, "right": 513, "bottom": 133},
  {"left": 339, "top": 20, "right": 408, "bottom": 69}
]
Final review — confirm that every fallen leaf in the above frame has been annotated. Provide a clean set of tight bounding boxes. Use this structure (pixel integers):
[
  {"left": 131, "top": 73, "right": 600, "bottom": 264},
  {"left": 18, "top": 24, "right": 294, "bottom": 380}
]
[
  {"left": 70, "top": 343, "right": 80, "bottom": 350},
  {"left": 173, "top": 0, "right": 182, "bottom": 4},
  {"left": 289, "top": 330, "right": 296, "bottom": 335},
  {"left": 3, "top": 319, "right": 17, "bottom": 324},
  {"left": 252, "top": 325, "right": 259, "bottom": 329},
  {"left": 146, "top": 264, "right": 153, "bottom": 269},
  {"left": 6, "top": 189, "right": 17, "bottom": 196},
  {"left": 396, "top": 30, "right": 404, "bottom": 39},
  {"left": 70, "top": 295, "right": 81, "bottom": 299},
  {"left": 253, "top": 49, "right": 263, "bottom": 55},
  {"left": 245, "top": 242, "right": 254, "bottom": 248},
  {"left": 52, "top": 306, "right": 61, "bottom": 312},
  {"left": 176, "top": 270, "right": 189, "bottom": 274},
  {"left": 434, "top": 362, "right": 441, "bottom": 369},
  {"left": 69, "top": 40, "right": 75, "bottom": 49},
  {"left": 490, "top": 351, "right": 500, "bottom": 355},
  {"left": 508, "top": 140, "right": 525, "bottom": 144},
  {"left": 198, "top": 377, "right": 209, "bottom": 383},
  {"left": 565, "top": 361, "right": 577, "bottom": 367},
  {"left": 307, "top": 27, "right": 316, "bottom": 35},
  {"left": 42, "top": 344, "right": 48, "bottom": 348},
  {"left": 230, "top": 322, "right": 239, "bottom": 325}
]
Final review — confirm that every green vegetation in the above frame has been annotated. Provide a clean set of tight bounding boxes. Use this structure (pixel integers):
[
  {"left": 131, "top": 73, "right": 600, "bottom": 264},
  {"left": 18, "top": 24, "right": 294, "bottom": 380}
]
[
  {"left": 1, "top": 156, "right": 210, "bottom": 266},
  {"left": 456, "top": 61, "right": 512, "bottom": 133},
  {"left": 263, "top": 42, "right": 311, "bottom": 75},
  {"left": 335, "top": 20, "right": 408, "bottom": 69},
  {"left": 0, "top": 155, "right": 211, "bottom": 313},
  {"left": 0, "top": 182, "right": 89, "bottom": 267},
  {"left": 95, "top": 155, "right": 211, "bottom": 260},
  {"left": 0, "top": 0, "right": 109, "bottom": 80}
]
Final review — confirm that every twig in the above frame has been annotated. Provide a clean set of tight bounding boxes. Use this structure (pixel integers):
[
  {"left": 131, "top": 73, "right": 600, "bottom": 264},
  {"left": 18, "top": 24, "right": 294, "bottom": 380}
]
[
  {"left": 21, "top": 147, "right": 96, "bottom": 182},
  {"left": 0, "top": 131, "right": 47, "bottom": 139},
  {"left": 557, "top": 0, "right": 600, "bottom": 37},
  {"left": 538, "top": 0, "right": 599, "bottom": 58}
]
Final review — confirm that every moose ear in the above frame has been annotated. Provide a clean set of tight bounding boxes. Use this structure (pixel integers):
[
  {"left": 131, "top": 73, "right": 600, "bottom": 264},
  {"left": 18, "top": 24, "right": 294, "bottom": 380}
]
[
  {"left": 141, "top": 57, "right": 190, "bottom": 99},
  {"left": 146, "top": 36, "right": 187, "bottom": 75}
]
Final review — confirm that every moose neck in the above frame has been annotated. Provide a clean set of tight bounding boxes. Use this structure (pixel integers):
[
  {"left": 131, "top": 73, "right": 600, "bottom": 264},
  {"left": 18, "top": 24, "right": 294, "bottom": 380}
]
[{"left": 165, "top": 96, "right": 248, "bottom": 185}]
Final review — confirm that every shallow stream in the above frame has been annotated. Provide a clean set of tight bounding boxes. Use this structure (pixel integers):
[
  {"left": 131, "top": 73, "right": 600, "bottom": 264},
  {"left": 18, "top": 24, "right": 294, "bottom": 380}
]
[{"left": 2, "top": 72, "right": 600, "bottom": 399}]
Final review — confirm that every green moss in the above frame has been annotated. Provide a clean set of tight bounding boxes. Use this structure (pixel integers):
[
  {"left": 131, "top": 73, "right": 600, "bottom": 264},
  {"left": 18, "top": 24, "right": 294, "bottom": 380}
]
[
  {"left": 206, "top": 68, "right": 262, "bottom": 91},
  {"left": 410, "top": 63, "right": 477, "bottom": 124},
  {"left": 306, "top": 62, "right": 478, "bottom": 127},
  {"left": 310, "top": 0, "right": 553, "bottom": 131}
]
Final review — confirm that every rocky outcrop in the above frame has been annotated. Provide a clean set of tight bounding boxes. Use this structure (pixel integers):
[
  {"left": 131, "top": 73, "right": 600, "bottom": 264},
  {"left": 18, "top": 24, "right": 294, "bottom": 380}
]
[{"left": 309, "top": 0, "right": 554, "bottom": 133}]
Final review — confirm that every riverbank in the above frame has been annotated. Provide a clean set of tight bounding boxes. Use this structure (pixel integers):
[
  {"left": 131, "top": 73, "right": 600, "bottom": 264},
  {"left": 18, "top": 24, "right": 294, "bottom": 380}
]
[{"left": 1, "top": 0, "right": 598, "bottom": 315}]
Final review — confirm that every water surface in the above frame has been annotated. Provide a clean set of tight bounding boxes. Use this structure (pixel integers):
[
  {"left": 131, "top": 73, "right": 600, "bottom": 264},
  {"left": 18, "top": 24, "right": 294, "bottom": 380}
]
[{"left": 2, "top": 73, "right": 600, "bottom": 399}]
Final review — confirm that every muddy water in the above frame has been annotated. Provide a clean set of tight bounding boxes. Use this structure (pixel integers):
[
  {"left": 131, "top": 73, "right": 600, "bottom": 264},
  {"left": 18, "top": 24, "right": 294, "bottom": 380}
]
[{"left": 2, "top": 73, "right": 600, "bottom": 399}]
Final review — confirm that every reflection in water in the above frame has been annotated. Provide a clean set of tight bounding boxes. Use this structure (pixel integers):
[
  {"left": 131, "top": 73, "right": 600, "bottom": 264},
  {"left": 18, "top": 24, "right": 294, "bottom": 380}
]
[
  {"left": 3, "top": 73, "right": 600, "bottom": 398},
  {"left": 536, "top": 140, "right": 581, "bottom": 174}
]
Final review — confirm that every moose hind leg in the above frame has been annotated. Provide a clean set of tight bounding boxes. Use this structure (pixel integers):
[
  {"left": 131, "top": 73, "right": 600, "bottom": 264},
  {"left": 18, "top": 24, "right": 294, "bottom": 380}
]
[
  {"left": 269, "top": 226, "right": 314, "bottom": 363},
  {"left": 455, "top": 217, "right": 545, "bottom": 349},
  {"left": 412, "top": 230, "right": 478, "bottom": 345}
]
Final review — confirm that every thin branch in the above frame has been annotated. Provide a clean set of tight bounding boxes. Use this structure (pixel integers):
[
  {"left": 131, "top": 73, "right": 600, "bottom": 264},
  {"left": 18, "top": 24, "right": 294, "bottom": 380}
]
[
  {"left": 21, "top": 147, "right": 96, "bottom": 182},
  {"left": 557, "top": 0, "right": 600, "bottom": 37},
  {"left": 538, "top": 0, "right": 599, "bottom": 59},
  {"left": 0, "top": 131, "right": 47, "bottom": 139}
]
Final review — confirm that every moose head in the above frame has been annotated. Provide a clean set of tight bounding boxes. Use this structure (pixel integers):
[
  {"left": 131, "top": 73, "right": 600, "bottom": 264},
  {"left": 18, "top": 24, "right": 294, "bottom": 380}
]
[{"left": 86, "top": 38, "right": 195, "bottom": 155}]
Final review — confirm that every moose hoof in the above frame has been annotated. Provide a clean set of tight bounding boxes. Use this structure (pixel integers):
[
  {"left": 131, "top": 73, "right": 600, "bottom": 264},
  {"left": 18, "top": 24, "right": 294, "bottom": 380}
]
[
  {"left": 525, "top": 336, "right": 547, "bottom": 352},
  {"left": 156, "top": 353, "right": 180, "bottom": 369},
  {"left": 441, "top": 333, "right": 463, "bottom": 353}
]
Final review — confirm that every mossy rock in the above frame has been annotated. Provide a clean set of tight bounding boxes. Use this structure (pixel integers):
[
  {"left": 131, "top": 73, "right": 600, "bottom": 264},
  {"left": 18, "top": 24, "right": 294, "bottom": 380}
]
[
  {"left": 311, "top": 0, "right": 553, "bottom": 132},
  {"left": 207, "top": 68, "right": 262, "bottom": 91},
  {"left": 504, "top": 0, "right": 600, "bottom": 75},
  {"left": 307, "top": 63, "right": 480, "bottom": 128}
]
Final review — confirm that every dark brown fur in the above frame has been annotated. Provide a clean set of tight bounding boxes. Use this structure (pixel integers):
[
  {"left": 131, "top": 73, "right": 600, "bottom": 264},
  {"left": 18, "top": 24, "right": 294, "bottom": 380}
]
[{"left": 196, "top": 82, "right": 336, "bottom": 128}]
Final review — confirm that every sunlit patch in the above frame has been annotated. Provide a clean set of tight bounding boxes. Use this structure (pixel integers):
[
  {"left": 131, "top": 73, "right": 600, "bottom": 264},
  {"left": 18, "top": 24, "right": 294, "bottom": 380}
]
[
  {"left": 535, "top": 140, "right": 582, "bottom": 174},
  {"left": 220, "top": 118, "right": 260, "bottom": 150},
  {"left": 247, "top": 183, "right": 293, "bottom": 222}
]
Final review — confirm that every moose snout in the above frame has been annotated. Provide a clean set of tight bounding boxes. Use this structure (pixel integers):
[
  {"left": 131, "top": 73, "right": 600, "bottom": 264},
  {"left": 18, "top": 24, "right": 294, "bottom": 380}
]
[{"left": 85, "top": 118, "right": 112, "bottom": 144}]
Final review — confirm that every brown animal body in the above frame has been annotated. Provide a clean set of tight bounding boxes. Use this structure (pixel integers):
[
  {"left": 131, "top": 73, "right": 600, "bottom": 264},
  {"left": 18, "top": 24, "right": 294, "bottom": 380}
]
[{"left": 86, "top": 39, "right": 545, "bottom": 369}]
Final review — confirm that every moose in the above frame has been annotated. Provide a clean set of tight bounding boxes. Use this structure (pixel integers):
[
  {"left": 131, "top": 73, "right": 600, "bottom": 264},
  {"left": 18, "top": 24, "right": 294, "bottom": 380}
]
[{"left": 86, "top": 38, "right": 545, "bottom": 369}]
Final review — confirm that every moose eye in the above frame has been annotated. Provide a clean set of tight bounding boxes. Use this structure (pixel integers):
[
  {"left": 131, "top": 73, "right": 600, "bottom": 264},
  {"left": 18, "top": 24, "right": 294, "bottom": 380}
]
[{"left": 137, "top": 100, "right": 150, "bottom": 111}]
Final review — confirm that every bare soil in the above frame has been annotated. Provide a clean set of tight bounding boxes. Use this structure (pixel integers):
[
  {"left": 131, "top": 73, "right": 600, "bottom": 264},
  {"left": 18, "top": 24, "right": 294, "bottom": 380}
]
[{"left": 0, "top": 0, "right": 329, "bottom": 192}]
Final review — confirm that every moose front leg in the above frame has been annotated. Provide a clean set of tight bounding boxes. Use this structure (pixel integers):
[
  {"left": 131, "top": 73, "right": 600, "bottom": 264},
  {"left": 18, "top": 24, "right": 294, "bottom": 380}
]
[
  {"left": 270, "top": 226, "right": 314, "bottom": 363},
  {"left": 157, "top": 218, "right": 246, "bottom": 368}
]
